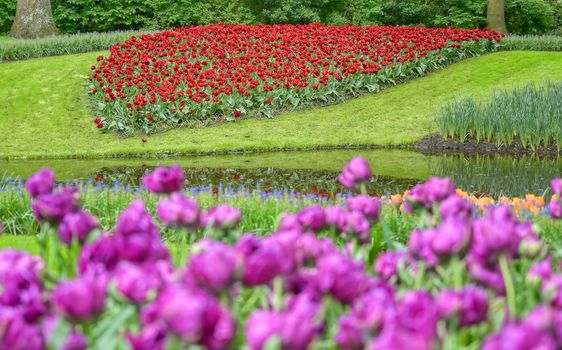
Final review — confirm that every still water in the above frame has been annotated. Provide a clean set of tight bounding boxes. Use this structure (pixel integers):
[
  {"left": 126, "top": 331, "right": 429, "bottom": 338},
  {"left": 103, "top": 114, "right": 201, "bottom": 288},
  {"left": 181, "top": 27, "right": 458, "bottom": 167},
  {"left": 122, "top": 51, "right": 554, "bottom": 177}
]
[{"left": 1, "top": 149, "right": 561, "bottom": 197}]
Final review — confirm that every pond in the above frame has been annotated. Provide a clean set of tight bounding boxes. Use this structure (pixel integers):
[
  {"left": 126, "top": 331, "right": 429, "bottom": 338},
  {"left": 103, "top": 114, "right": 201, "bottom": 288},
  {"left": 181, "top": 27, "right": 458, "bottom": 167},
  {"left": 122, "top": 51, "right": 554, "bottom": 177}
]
[{"left": 1, "top": 149, "right": 561, "bottom": 197}]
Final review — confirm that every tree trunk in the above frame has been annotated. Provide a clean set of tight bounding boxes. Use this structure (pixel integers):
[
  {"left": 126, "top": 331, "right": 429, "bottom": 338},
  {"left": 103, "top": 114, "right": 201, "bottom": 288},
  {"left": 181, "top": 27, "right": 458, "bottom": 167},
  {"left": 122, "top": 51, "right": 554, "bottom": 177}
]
[
  {"left": 10, "top": 0, "right": 57, "bottom": 39},
  {"left": 487, "top": 0, "right": 507, "bottom": 34}
]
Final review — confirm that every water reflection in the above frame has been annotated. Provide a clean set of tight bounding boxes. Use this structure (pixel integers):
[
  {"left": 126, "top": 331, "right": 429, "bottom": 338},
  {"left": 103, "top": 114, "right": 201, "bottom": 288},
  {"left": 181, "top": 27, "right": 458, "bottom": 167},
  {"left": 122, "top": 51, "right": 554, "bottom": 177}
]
[{"left": 1, "top": 150, "right": 561, "bottom": 197}]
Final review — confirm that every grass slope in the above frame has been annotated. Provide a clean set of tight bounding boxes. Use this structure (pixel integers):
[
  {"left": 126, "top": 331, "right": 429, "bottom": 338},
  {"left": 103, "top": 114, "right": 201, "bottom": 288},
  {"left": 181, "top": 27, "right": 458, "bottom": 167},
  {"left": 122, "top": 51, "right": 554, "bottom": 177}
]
[{"left": 0, "top": 51, "right": 560, "bottom": 159}]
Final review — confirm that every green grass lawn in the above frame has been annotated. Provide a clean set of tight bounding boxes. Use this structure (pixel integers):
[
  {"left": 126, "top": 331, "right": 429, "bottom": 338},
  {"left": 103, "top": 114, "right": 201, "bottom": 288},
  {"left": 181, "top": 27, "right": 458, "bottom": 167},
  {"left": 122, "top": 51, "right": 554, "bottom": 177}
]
[{"left": 0, "top": 51, "right": 561, "bottom": 159}]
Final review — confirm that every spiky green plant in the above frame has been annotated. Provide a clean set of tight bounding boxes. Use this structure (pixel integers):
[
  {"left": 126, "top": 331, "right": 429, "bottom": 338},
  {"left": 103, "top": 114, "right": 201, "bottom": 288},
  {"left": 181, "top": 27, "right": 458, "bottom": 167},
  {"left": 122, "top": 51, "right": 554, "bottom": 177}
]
[{"left": 436, "top": 81, "right": 562, "bottom": 151}]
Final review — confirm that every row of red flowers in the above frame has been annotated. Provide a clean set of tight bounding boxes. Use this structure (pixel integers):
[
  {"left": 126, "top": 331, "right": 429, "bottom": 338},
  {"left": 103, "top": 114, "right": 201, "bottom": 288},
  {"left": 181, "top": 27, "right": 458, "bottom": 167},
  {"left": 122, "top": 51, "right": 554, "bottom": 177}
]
[{"left": 88, "top": 24, "right": 502, "bottom": 135}]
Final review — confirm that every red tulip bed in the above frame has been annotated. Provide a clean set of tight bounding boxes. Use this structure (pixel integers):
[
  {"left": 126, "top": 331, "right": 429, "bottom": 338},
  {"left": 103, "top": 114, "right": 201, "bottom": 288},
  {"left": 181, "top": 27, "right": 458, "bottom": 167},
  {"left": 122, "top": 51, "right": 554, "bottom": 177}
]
[{"left": 88, "top": 24, "right": 502, "bottom": 135}]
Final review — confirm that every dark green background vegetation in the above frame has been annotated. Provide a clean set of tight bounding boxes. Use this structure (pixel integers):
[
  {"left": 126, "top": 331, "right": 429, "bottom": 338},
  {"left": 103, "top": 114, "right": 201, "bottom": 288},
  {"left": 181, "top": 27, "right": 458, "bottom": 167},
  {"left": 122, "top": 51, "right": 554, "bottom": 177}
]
[{"left": 1, "top": 0, "right": 561, "bottom": 35}]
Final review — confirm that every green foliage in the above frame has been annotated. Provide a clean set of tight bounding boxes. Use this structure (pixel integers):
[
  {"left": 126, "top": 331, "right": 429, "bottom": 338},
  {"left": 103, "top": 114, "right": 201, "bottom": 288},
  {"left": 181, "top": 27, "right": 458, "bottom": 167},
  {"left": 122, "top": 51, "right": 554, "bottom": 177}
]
[
  {"left": 1, "top": 0, "right": 560, "bottom": 35},
  {"left": 0, "top": 0, "right": 15, "bottom": 34},
  {"left": 436, "top": 81, "right": 562, "bottom": 151},
  {"left": 51, "top": 0, "right": 158, "bottom": 33},
  {"left": 154, "top": 0, "right": 257, "bottom": 28},
  {"left": 502, "top": 35, "right": 562, "bottom": 51},
  {"left": 0, "top": 30, "right": 150, "bottom": 62},
  {"left": 505, "top": 0, "right": 555, "bottom": 34}
]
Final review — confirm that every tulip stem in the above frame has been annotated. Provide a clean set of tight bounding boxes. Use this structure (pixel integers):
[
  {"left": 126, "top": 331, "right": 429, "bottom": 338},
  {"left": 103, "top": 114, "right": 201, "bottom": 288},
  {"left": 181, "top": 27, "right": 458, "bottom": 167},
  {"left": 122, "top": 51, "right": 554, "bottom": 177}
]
[
  {"left": 359, "top": 183, "right": 367, "bottom": 195},
  {"left": 499, "top": 254, "right": 516, "bottom": 317},
  {"left": 273, "top": 277, "right": 283, "bottom": 311}
]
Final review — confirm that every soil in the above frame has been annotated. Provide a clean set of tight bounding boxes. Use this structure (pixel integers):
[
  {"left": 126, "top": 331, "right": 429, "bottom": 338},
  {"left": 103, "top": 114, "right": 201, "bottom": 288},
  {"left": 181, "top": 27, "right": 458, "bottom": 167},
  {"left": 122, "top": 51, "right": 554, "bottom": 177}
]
[{"left": 413, "top": 133, "right": 562, "bottom": 156}]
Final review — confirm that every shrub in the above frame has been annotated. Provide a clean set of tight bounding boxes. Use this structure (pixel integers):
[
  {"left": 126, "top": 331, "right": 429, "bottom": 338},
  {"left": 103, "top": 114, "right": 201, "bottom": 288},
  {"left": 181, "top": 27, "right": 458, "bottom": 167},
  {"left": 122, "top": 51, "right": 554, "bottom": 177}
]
[{"left": 436, "top": 81, "right": 562, "bottom": 151}]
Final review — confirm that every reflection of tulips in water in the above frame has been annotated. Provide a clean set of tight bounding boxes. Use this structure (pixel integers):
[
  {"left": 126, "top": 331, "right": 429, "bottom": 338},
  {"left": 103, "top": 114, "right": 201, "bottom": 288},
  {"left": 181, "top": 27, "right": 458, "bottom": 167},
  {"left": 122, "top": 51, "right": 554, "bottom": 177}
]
[{"left": 2, "top": 157, "right": 562, "bottom": 348}]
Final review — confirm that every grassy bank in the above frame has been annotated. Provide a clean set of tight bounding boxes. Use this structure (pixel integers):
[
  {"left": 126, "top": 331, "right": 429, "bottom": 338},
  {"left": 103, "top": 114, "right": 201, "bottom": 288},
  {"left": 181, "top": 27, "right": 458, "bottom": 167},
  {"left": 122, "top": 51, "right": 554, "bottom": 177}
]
[{"left": 0, "top": 51, "right": 561, "bottom": 159}]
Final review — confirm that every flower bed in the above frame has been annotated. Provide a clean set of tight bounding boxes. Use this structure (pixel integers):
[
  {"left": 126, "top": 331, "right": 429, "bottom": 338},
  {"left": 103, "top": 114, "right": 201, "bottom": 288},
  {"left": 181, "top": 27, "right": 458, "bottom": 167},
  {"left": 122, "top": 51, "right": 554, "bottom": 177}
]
[
  {"left": 88, "top": 24, "right": 501, "bottom": 135},
  {"left": 2, "top": 158, "right": 562, "bottom": 349}
]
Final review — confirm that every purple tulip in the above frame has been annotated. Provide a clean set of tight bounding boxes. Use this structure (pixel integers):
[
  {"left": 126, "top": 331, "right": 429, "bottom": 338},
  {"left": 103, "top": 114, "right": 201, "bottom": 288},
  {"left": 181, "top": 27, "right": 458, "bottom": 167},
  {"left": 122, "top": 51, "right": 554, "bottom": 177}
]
[
  {"left": 25, "top": 168, "right": 55, "bottom": 198},
  {"left": 351, "top": 286, "right": 396, "bottom": 332},
  {"left": 202, "top": 204, "right": 242, "bottom": 230},
  {"left": 62, "top": 330, "right": 87, "bottom": 350},
  {"left": 407, "top": 177, "right": 456, "bottom": 211},
  {"left": 235, "top": 233, "right": 261, "bottom": 257},
  {"left": 58, "top": 210, "right": 99, "bottom": 245},
  {"left": 280, "top": 294, "right": 320, "bottom": 350},
  {"left": 408, "top": 228, "right": 439, "bottom": 267},
  {"left": 78, "top": 233, "right": 121, "bottom": 275},
  {"left": 524, "top": 305, "right": 554, "bottom": 332},
  {"left": 0, "top": 249, "right": 44, "bottom": 286},
  {"left": 200, "top": 303, "right": 236, "bottom": 350},
  {"left": 339, "top": 157, "right": 373, "bottom": 189},
  {"left": 115, "top": 200, "right": 159, "bottom": 238},
  {"left": 342, "top": 211, "right": 371, "bottom": 243},
  {"left": 437, "top": 286, "right": 488, "bottom": 326},
  {"left": 395, "top": 290, "right": 439, "bottom": 340},
  {"left": 156, "top": 284, "right": 235, "bottom": 348},
  {"left": 293, "top": 233, "right": 336, "bottom": 266},
  {"left": 278, "top": 213, "right": 302, "bottom": 231},
  {"left": 551, "top": 178, "right": 562, "bottom": 195},
  {"left": 115, "top": 262, "right": 158, "bottom": 304},
  {"left": 142, "top": 164, "right": 185, "bottom": 194},
  {"left": 297, "top": 205, "right": 326, "bottom": 232},
  {"left": 53, "top": 274, "right": 107, "bottom": 322},
  {"left": 431, "top": 217, "right": 471, "bottom": 257},
  {"left": 548, "top": 198, "right": 562, "bottom": 219},
  {"left": 482, "top": 323, "right": 556, "bottom": 350},
  {"left": 31, "top": 188, "right": 79, "bottom": 223},
  {"left": 439, "top": 194, "right": 472, "bottom": 219},
  {"left": 115, "top": 201, "right": 168, "bottom": 263},
  {"left": 246, "top": 310, "right": 284, "bottom": 350},
  {"left": 375, "top": 251, "right": 407, "bottom": 281},
  {"left": 470, "top": 206, "right": 521, "bottom": 263},
  {"left": 155, "top": 284, "right": 208, "bottom": 342},
  {"left": 527, "top": 257, "right": 553, "bottom": 285},
  {"left": 242, "top": 238, "right": 291, "bottom": 286},
  {"left": 324, "top": 206, "right": 346, "bottom": 228},
  {"left": 187, "top": 240, "right": 242, "bottom": 291},
  {"left": 542, "top": 275, "right": 562, "bottom": 308},
  {"left": 368, "top": 325, "right": 434, "bottom": 350},
  {"left": 336, "top": 315, "right": 364, "bottom": 350},
  {"left": 316, "top": 253, "right": 369, "bottom": 304},
  {"left": 157, "top": 193, "right": 200, "bottom": 229},
  {"left": 467, "top": 257, "right": 505, "bottom": 294},
  {"left": 0, "top": 221, "right": 3, "bottom": 234},
  {"left": 0, "top": 315, "right": 45, "bottom": 350},
  {"left": 246, "top": 295, "right": 319, "bottom": 350},
  {"left": 347, "top": 195, "right": 381, "bottom": 223},
  {"left": 127, "top": 323, "right": 168, "bottom": 350}
]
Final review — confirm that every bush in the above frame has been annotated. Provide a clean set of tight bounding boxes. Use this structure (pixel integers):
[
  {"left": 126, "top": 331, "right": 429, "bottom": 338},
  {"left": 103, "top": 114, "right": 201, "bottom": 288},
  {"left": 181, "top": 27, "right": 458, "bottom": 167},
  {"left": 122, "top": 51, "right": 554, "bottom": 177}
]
[
  {"left": 1, "top": 0, "right": 560, "bottom": 35},
  {"left": 0, "top": 0, "right": 15, "bottom": 33},
  {"left": 436, "top": 81, "right": 562, "bottom": 151}
]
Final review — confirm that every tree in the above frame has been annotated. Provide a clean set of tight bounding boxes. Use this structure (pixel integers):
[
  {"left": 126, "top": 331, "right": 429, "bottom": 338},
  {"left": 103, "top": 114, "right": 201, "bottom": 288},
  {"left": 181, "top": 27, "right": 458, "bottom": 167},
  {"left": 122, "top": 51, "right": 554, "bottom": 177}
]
[
  {"left": 10, "top": 0, "right": 58, "bottom": 38},
  {"left": 487, "top": 0, "right": 508, "bottom": 33}
]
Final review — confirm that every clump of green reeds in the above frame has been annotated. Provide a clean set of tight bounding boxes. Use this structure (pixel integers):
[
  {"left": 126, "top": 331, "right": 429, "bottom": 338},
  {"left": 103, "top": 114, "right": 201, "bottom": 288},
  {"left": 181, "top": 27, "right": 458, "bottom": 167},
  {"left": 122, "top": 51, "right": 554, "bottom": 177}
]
[
  {"left": 501, "top": 35, "right": 562, "bottom": 52},
  {"left": 436, "top": 81, "right": 562, "bottom": 151},
  {"left": 0, "top": 30, "right": 152, "bottom": 62}
]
